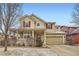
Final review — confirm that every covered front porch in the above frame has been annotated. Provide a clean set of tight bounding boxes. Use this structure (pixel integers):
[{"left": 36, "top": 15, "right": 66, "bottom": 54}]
[{"left": 9, "top": 28, "right": 46, "bottom": 47}]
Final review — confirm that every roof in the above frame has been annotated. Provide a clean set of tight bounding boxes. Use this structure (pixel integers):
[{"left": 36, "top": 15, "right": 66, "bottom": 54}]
[
  {"left": 20, "top": 14, "right": 56, "bottom": 24},
  {"left": 20, "top": 14, "right": 29, "bottom": 21},
  {"left": 30, "top": 14, "right": 46, "bottom": 23},
  {"left": 46, "top": 22, "right": 56, "bottom": 24},
  {"left": 46, "top": 29, "right": 65, "bottom": 34},
  {"left": 57, "top": 25, "right": 79, "bottom": 28},
  {"left": 70, "top": 28, "right": 79, "bottom": 34},
  {"left": 55, "top": 31, "right": 65, "bottom": 33}
]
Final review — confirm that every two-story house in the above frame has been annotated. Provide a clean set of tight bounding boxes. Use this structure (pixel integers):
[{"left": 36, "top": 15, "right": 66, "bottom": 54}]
[{"left": 10, "top": 14, "right": 65, "bottom": 46}]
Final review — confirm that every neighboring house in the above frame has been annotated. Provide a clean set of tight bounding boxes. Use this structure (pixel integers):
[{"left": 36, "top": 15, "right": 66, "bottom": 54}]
[
  {"left": 57, "top": 25, "right": 79, "bottom": 44},
  {"left": 60, "top": 26, "right": 78, "bottom": 35},
  {"left": 10, "top": 14, "right": 65, "bottom": 46},
  {"left": 69, "top": 28, "right": 79, "bottom": 44}
]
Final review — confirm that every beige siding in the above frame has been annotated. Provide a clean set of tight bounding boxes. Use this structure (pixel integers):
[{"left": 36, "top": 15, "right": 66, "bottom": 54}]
[
  {"left": 52, "top": 23, "right": 56, "bottom": 32},
  {"left": 31, "top": 16, "right": 45, "bottom": 29}
]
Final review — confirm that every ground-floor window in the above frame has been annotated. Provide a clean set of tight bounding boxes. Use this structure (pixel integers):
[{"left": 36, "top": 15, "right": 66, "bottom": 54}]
[{"left": 23, "top": 31, "right": 32, "bottom": 39}]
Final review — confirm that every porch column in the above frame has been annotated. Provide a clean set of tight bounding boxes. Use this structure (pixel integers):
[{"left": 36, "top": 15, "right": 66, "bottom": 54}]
[
  {"left": 32, "top": 30, "right": 34, "bottom": 38},
  {"left": 32, "top": 30, "right": 35, "bottom": 46},
  {"left": 17, "top": 30, "right": 19, "bottom": 40},
  {"left": 16, "top": 30, "right": 18, "bottom": 40},
  {"left": 63, "top": 35, "right": 65, "bottom": 44},
  {"left": 23, "top": 32, "right": 24, "bottom": 40},
  {"left": 43, "top": 31, "right": 46, "bottom": 47}
]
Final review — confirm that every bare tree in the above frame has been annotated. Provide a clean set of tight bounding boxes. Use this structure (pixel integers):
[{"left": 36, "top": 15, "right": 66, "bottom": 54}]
[
  {"left": 0, "top": 3, "right": 22, "bottom": 51},
  {"left": 72, "top": 4, "right": 79, "bottom": 25}
]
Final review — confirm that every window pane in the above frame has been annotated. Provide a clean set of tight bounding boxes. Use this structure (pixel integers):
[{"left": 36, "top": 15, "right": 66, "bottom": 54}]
[
  {"left": 37, "top": 23, "right": 40, "bottom": 26},
  {"left": 47, "top": 24, "right": 52, "bottom": 29}
]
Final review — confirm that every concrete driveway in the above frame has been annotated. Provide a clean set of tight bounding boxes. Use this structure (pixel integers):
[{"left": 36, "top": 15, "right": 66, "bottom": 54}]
[
  {"left": 0, "top": 47, "right": 57, "bottom": 56},
  {"left": 0, "top": 45, "right": 79, "bottom": 56},
  {"left": 49, "top": 45, "right": 79, "bottom": 56}
]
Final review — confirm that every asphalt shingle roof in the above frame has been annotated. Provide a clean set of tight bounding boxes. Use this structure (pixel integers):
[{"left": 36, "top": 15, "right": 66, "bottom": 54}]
[{"left": 70, "top": 28, "right": 79, "bottom": 34}]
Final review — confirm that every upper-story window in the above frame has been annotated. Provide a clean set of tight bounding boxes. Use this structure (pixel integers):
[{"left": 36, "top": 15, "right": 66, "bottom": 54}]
[
  {"left": 23, "top": 21, "right": 31, "bottom": 27},
  {"left": 37, "top": 23, "right": 40, "bottom": 26},
  {"left": 46, "top": 24, "right": 52, "bottom": 29}
]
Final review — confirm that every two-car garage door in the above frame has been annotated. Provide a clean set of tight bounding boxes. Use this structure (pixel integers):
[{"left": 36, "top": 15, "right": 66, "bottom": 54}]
[{"left": 46, "top": 33, "right": 65, "bottom": 45}]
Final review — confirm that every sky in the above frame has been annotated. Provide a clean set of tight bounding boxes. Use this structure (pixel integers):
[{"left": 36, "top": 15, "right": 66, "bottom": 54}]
[{"left": 22, "top": 3, "right": 76, "bottom": 26}]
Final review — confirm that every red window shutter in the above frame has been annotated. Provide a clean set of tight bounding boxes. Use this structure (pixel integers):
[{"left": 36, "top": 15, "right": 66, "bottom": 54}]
[
  {"left": 29, "top": 21, "right": 31, "bottom": 27},
  {"left": 46, "top": 24, "right": 48, "bottom": 29},
  {"left": 23, "top": 21, "right": 25, "bottom": 27},
  {"left": 51, "top": 24, "right": 52, "bottom": 29}
]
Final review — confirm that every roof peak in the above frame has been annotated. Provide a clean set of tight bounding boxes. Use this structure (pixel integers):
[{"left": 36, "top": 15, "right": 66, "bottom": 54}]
[{"left": 21, "top": 13, "right": 56, "bottom": 24}]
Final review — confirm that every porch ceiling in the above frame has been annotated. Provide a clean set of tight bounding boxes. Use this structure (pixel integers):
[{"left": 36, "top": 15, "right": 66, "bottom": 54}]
[
  {"left": 18, "top": 29, "right": 33, "bottom": 32},
  {"left": 9, "top": 28, "right": 45, "bottom": 33},
  {"left": 34, "top": 29, "right": 44, "bottom": 34}
]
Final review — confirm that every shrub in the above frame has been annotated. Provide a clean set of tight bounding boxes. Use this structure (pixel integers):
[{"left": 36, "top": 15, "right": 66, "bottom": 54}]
[{"left": 36, "top": 39, "right": 43, "bottom": 47}]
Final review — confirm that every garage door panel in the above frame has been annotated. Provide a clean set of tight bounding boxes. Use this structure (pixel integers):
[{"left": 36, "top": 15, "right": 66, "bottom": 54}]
[
  {"left": 46, "top": 38, "right": 57, "bottom": 44},
  {"left": 46, "top": 35, "right": 64, "bottom": 45}
]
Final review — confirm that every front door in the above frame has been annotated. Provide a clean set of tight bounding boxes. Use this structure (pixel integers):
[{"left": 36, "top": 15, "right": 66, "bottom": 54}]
[{"left": 35, "top": 33, "right": 43, "bottom": 47}]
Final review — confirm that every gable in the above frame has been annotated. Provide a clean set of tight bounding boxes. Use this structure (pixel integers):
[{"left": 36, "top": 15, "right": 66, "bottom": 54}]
[
  {"left": 30, "top": 14, "right": 46, "bottom": 24},
  {"left": 28, "top": 14, "right": 47, "bottom": 29},
  {"left": 20, "top": 15, "right": 35, "bottom": 29}
]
